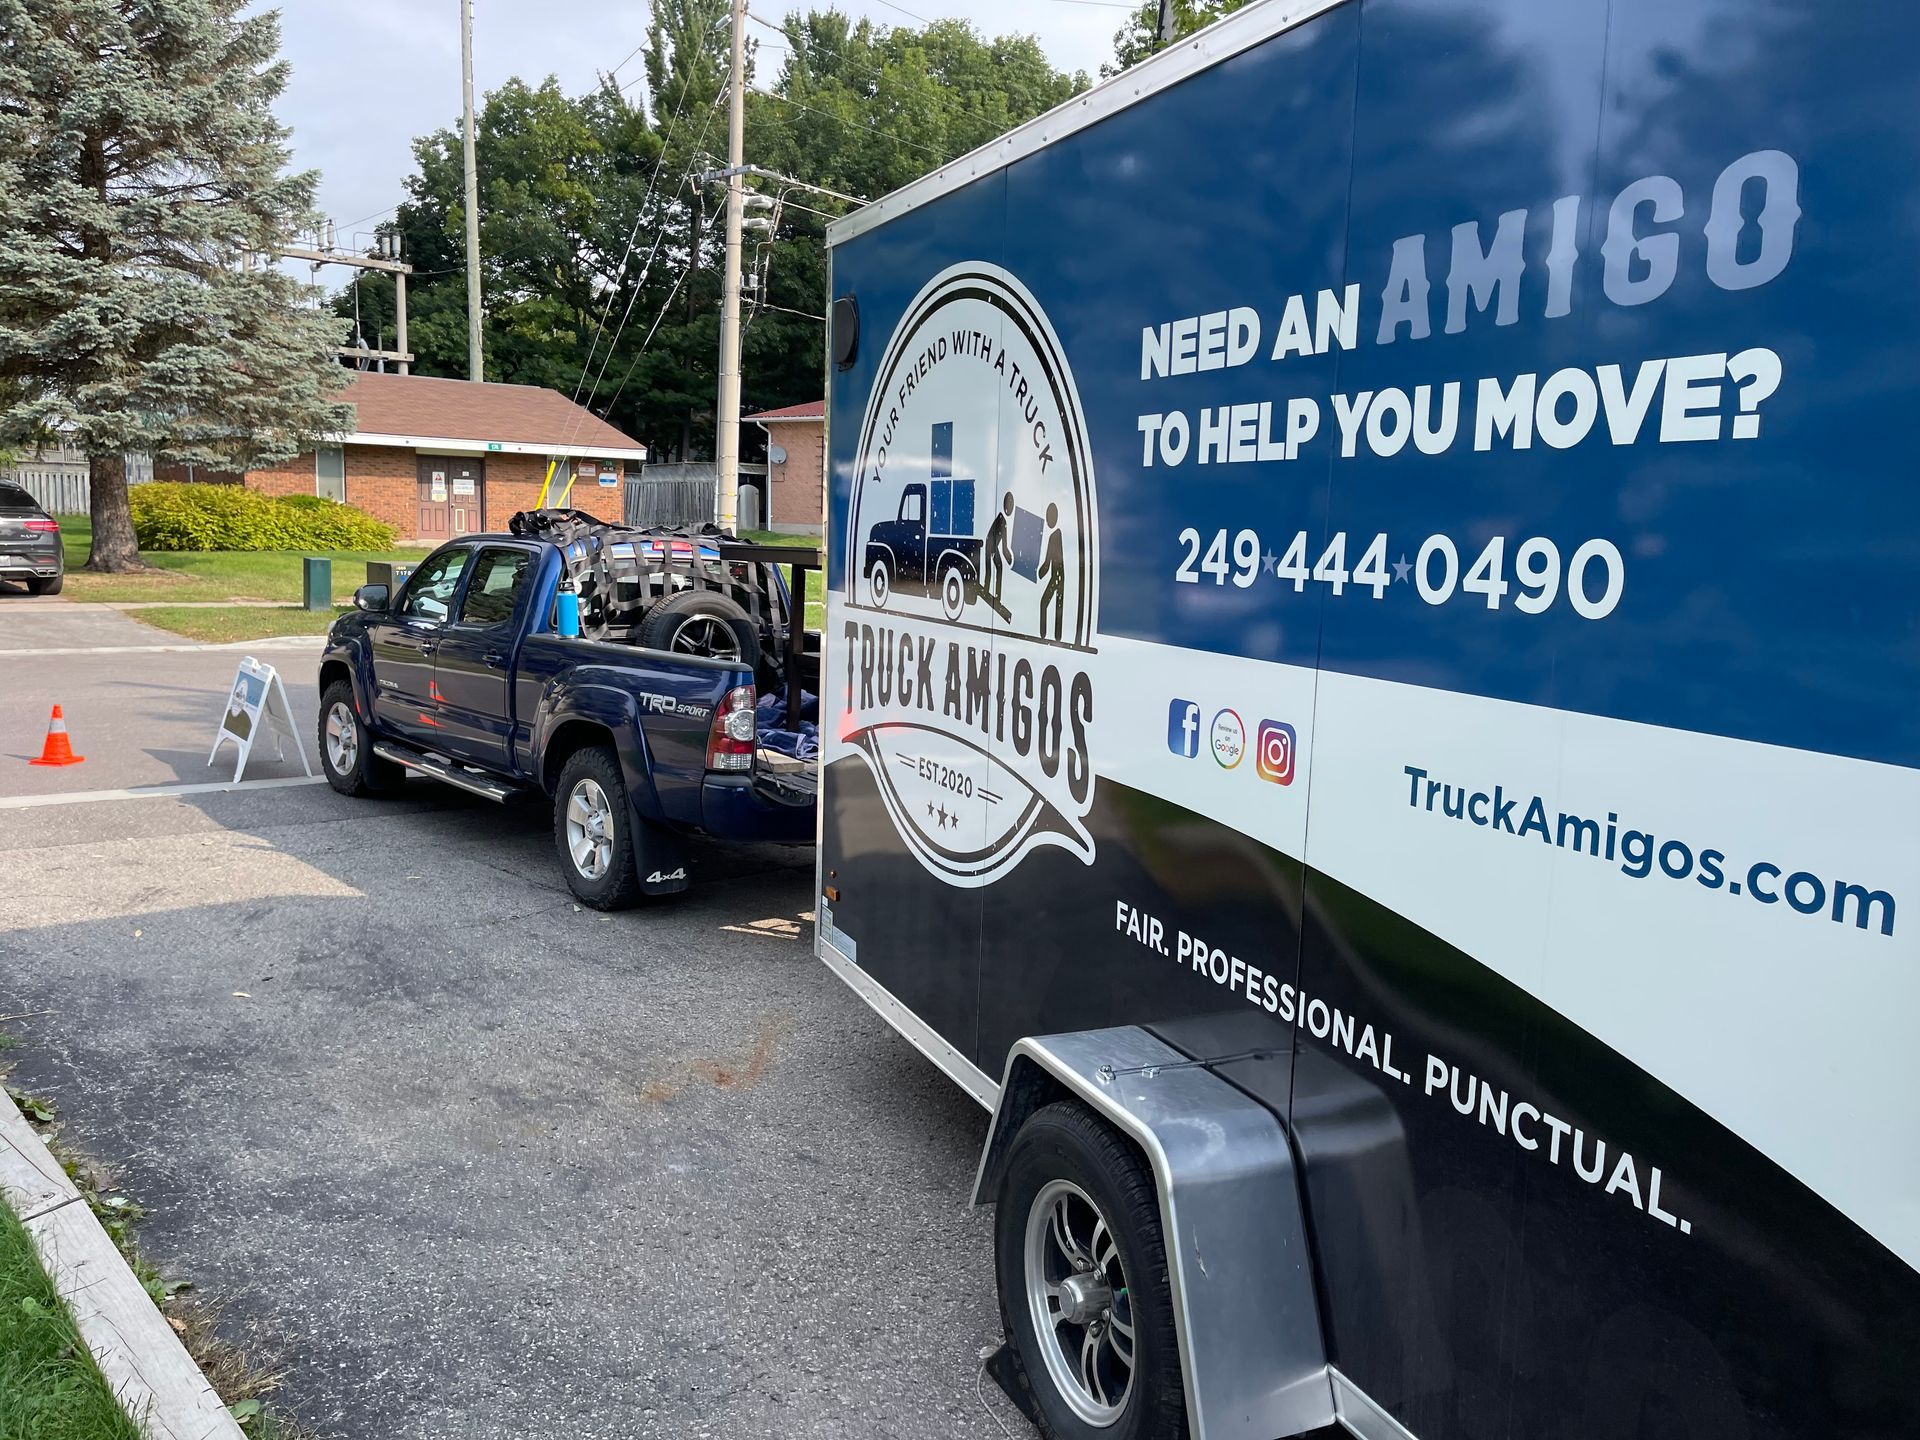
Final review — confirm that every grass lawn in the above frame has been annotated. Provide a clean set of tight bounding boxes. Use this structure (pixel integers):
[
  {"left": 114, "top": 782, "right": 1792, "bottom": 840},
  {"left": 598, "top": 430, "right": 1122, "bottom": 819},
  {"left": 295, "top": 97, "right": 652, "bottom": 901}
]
[
  {"left": 55, "top": 515, "right": 430, "bottom": 605},
  {"left": 740, "top": 530, "right": 825, "bottom": 627},
  {"left": 130, "top": 606, "right": 345, "bottom": 644},
  {"left": 0, "top": 1199, "right": 140, "bottom": 1440}
]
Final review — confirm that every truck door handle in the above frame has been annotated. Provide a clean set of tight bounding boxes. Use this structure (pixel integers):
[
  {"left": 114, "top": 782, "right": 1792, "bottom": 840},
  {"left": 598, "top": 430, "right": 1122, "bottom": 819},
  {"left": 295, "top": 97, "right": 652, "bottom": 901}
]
[
  {"left": 483, "top": 650, "right": 508, "bottom": 669},
  {"left": 419, "top": 640, "right": 438, "bottom": 656}
]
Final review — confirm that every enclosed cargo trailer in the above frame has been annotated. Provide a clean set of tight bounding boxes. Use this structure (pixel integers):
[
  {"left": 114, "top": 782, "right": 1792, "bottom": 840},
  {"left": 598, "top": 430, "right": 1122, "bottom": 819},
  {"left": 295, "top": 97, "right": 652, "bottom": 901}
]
[{"left": 814, "top": 2, "right": 1920, "bottom": 1436}]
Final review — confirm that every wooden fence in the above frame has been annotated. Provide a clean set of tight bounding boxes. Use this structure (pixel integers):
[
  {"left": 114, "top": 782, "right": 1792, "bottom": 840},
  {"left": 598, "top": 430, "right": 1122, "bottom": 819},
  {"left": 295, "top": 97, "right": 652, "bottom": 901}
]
[{"left": 1, "top": 453, "right": 153, "bottom": 514}]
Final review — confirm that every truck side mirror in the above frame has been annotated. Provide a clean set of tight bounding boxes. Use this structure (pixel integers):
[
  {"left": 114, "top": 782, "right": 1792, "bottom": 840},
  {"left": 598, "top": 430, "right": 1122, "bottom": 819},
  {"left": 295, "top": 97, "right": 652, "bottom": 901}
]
[{"left": 354, "top": 583, "right": 390, "bottom": 612}]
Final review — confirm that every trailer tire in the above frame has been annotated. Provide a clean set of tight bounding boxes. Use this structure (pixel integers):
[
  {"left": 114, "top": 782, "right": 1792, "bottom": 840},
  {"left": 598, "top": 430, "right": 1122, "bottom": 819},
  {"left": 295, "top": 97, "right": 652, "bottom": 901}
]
[
  {"left": 994, "top": 1102, "right": 1188, "bottom": 1440},
  {"left": 554, "top": 745, "right": 644, "bottom": 910}
]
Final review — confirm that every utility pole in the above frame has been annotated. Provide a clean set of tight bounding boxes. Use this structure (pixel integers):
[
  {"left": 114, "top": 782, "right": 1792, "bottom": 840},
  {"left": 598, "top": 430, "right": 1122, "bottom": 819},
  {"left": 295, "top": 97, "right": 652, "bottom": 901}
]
[
  {"left": 265, "top": 237, "right": 414, "bottom": 372},
  {"left": 1155, "top": 0, "right": 1175, "bottom": 49},
  {"left": 713, "top": 0, "right": 747, "bottom": 531},
  {"left": 460, "top": 0, "right": 484, "bottom": 382}
]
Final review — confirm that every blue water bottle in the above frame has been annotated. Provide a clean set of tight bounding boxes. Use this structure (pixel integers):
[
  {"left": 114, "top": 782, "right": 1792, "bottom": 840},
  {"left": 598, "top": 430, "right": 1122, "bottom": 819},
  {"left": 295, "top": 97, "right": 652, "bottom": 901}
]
[{"left": 556, "top": 585, "right": 581, "bottom": 637}]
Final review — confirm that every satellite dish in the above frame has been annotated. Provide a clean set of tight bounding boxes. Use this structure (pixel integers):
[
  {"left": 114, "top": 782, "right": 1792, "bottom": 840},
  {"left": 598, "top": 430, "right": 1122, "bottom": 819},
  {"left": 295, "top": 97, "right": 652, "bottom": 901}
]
[{"left": 769, "top": 444, "right": 788, "bottom": 465}]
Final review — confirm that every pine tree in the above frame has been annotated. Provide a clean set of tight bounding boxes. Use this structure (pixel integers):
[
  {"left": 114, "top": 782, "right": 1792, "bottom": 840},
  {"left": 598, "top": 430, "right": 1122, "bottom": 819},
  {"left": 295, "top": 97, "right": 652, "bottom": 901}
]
[{"left": 0, "top": 0, "right": 350, "bottom": 570}]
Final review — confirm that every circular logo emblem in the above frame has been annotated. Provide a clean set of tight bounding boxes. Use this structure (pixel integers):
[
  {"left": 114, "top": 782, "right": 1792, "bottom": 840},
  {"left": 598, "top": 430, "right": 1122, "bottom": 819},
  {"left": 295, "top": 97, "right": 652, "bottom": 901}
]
[
  {"left": 1210, "top": 709, "right": 1245, "bottom": 769},
  {"left": 838, "top": 263, "right": 1099, "bottom": 887}
]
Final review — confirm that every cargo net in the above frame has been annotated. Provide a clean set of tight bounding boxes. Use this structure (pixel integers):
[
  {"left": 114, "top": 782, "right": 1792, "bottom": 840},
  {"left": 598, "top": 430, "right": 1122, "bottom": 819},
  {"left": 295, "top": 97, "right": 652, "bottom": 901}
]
[{"left": 507, "top": 508, "right": 787, "bottom": 661}]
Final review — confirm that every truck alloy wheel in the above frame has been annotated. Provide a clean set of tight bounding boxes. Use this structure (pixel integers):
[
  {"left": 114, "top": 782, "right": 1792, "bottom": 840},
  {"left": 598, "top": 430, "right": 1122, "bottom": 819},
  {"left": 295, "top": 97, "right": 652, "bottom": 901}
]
[
  {"left": 552, "top": 746, "right": 644, "bottom": 909},
  {"left": 636, "top": 590, "right": 762, "bottom": 671},
  {"left": 869, "top": 557, "right": 891, "bottom": 608},
  {"left": 995, "top": 1103, "right": 1188, "bottom": 1440},
  {"left": 317, "top": 679, "right": 402, "bottom": 797},
  {"left": 324, "top": 700, "right": 359, "bottom": 777},
  {"left": 565, "top": 776, "right": 616, "bottom": 880}
]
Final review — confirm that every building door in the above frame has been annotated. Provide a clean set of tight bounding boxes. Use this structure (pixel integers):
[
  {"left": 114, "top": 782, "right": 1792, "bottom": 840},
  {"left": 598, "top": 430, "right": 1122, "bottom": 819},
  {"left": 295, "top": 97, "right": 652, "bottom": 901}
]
[
  {"left": 448, "top": 457, "right": 484, "bottom": 536},
  {"left": 417, "top": 458, "right": 452, "bottom": 543}
]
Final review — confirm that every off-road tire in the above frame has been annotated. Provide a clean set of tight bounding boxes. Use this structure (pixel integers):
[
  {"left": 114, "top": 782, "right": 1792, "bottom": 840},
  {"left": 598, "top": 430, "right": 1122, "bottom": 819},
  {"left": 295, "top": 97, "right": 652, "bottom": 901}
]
[
  {"left": 995, "top": 1102, "right": 1189, "bottom": 1440},
  {"left": 554, "top": 745, "right": 644, "bottom": 910},
  {"left": 637, "top": 589, "right": 762, "bottom": 672},
  {"left": 26, "top": 574, "right": 62, "bottom": 595},
  {"left": 318, "top": 680, "right": 403, "bottom": 797}
]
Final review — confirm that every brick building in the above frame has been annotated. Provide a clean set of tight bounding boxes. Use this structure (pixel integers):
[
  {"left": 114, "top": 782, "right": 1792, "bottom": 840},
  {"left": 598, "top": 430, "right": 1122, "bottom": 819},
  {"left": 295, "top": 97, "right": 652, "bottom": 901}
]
[
  {"left": 744, "top": 399, "right": 823, "bottom": 535},
  {"left": 176, "top": 373, "right": 647, "bottom": 543}
]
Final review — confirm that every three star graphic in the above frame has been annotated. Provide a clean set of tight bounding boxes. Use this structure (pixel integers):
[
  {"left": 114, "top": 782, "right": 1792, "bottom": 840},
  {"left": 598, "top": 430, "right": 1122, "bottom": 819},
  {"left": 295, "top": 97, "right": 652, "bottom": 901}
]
[{"left": 924, "top": 799, "right": 958, "bottom": 830}]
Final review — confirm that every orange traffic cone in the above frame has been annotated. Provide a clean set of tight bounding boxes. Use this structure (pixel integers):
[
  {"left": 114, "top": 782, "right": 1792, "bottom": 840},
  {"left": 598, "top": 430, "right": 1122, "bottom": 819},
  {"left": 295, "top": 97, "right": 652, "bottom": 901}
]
[{"left": 29, "top": 706, "right": 84, "bottom": 766}]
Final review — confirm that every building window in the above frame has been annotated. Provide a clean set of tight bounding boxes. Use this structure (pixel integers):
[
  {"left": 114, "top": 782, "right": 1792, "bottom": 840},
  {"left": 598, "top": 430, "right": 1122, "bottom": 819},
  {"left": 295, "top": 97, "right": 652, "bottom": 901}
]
[{"left": 316, "top": 446, "right": 346, "bottom": 503}]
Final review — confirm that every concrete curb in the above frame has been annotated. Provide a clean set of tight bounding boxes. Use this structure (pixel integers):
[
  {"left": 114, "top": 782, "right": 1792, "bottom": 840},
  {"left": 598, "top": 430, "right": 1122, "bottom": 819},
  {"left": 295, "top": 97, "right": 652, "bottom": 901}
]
[{"left": 0, "top": 1094, "right": 245, "bottom": 1440}]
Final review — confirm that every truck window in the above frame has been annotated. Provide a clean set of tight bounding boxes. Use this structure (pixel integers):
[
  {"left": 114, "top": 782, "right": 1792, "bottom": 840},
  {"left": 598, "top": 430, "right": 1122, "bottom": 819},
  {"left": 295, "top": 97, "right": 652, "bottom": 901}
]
[
  {"left": 400, "top": 548, "right": 470, "bottom": 621},
  {"left": 457, "top": 548, "right": 529, "bottom": 626},
  {"left": 900, "top": 489, "right": 924, "bottom": 524}
]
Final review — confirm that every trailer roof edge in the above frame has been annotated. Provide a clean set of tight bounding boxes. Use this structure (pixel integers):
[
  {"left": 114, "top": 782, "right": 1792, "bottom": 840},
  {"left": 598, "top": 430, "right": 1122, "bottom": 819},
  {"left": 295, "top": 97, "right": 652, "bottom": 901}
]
[{"left": 825, "top": 0, "right": 1353, "bottom": 247}]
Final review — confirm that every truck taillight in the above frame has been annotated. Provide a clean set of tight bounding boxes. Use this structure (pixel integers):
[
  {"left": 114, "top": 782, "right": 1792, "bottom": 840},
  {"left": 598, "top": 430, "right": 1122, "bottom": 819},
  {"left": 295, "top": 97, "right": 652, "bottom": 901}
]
[
  {"left": 23, "top": 518, "right": 57, "bottom": 532},
  {"left": 707, "top": 686, "right": 756, "bottom": 772}
]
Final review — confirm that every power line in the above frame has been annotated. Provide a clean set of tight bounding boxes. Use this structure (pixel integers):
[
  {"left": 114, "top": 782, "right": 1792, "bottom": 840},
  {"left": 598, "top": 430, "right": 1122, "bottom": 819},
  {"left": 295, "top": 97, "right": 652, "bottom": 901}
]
[
  {"left": 570, "top": 0, "right": 735, "bottom": 406},
  {"left": 574, "top": 79, "right": 730, "bottom": 416}
]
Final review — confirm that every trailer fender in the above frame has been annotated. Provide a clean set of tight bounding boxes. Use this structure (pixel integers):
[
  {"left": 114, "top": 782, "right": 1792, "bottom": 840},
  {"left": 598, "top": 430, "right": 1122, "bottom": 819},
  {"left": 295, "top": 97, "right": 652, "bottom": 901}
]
[{"left": 973, "top": 1026, "right": 1334, "bottom": 1440}]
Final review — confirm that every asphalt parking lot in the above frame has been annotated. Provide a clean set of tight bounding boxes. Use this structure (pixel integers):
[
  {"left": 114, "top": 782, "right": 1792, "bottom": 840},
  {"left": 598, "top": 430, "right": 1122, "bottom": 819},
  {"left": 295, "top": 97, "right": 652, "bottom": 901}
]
[{"left": 0, "top": 595, "right": 1033, "bottom": 1439}]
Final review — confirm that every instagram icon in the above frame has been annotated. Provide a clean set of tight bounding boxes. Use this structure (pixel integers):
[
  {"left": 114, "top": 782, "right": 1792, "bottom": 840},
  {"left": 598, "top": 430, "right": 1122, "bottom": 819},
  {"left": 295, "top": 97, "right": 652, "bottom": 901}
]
[{"left": 1256, "top": 720, "right": 1297, "bottom": 785}]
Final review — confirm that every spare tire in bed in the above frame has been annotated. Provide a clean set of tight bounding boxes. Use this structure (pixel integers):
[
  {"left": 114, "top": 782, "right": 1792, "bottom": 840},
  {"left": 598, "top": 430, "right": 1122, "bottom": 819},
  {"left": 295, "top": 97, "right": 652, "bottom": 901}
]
[{"left": 637, "top": 589, "right": 763, "bottom": 670}]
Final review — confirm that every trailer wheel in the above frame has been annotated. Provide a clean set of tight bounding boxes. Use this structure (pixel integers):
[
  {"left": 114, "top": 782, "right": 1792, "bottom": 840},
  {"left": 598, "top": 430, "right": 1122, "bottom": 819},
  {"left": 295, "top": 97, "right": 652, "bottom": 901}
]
[
  {"left": 554, "top": 745, "right": 644, "bottom": 909},
  {"left": 868, "top": 556, "right": 891, "bottom": 609},
  {"left": 995, "top": 1102, "right": 1188, "bottom": 1440}
]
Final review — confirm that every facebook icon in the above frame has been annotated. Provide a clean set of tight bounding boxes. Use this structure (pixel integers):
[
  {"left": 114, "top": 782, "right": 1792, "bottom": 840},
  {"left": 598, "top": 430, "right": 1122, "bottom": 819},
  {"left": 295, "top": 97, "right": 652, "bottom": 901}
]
[{"left": 1167, "top": 699, "right": 1201, "bottom": 758}]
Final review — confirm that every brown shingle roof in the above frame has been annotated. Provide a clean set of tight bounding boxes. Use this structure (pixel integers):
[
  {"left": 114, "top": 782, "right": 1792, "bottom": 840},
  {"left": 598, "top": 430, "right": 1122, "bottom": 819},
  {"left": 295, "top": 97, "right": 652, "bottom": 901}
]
[
  {"left": 742, "top": 399, "right": 824, "bottom": 421},
  {"left": 336, "top": 372, "right": 645, "bottom": 455}
]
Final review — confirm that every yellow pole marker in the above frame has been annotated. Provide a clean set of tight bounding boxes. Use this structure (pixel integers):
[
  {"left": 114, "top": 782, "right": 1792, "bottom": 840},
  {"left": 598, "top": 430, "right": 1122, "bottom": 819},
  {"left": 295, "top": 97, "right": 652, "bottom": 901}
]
[{"left": 535, "top": 455, "right": 560, "bottom": 508}]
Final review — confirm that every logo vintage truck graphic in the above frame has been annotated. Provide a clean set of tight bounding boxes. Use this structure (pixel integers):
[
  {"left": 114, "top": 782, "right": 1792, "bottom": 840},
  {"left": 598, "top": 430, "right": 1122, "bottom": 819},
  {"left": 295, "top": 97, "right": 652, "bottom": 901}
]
[{"left": 840, "top": 263, "right": 1098, "bottom": 887}]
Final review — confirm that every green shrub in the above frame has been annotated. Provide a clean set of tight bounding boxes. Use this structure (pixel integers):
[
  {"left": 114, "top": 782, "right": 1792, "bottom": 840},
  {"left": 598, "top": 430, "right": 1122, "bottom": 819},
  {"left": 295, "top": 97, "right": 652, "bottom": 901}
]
[{"left": 131, "top": 483, "right": 395, "bottom": 551}]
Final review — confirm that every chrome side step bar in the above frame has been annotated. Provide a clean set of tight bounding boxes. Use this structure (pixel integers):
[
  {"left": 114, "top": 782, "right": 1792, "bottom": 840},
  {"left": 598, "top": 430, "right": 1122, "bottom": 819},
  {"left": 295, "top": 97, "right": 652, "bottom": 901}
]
[{"left": 371, "top": 741, "right": 516, "bottom": 803}]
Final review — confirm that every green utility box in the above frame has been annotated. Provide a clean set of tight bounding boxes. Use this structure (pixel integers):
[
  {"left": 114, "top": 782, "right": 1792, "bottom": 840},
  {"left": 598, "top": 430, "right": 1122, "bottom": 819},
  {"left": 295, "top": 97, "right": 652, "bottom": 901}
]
[{"left": 302, "top": 556, "right": 331, "bottom": 612}]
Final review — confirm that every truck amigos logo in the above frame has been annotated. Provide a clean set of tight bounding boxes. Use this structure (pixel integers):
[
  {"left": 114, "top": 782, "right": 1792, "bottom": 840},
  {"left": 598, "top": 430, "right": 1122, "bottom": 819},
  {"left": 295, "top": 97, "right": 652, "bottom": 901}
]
[{"left": 841, "top": 263, "right": 1098, "bottom": 887}]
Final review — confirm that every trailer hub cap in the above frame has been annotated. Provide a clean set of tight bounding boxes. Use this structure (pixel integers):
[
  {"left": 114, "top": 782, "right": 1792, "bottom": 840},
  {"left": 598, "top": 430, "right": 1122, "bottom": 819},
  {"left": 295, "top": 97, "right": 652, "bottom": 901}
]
[{"left": 1025, "top": 1178, "right": 1136, "bottom": 1425}]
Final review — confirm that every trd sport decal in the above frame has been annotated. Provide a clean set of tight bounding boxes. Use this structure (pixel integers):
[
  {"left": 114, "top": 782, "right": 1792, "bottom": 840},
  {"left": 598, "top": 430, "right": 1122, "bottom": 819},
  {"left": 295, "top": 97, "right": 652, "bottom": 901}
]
[{"left": 839, "top": 264, "right": 1098, "bottom": 887}]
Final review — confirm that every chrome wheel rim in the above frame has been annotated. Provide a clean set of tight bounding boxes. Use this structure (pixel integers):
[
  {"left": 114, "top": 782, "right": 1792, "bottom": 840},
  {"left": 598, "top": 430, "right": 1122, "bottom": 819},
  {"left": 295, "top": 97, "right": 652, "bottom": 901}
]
[
  {"left": 1025, "top": 1178, "right": 1136, "bottom": 1426},
  {"left": 669, "top": 614, "right": 742, "bottom": 662},
  {"left": 324, "top": 701, "right": 359, "bottom": 775},
  {"left": 565, "top": 778, "right": 614, "bottom": 879}
]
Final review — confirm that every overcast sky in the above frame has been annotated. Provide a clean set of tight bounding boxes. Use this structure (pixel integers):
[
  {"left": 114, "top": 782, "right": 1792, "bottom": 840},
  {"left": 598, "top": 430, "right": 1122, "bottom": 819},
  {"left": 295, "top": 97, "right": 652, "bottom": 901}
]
[{"left": 257, "top": 0, "right": 1124, "bottom": 251}]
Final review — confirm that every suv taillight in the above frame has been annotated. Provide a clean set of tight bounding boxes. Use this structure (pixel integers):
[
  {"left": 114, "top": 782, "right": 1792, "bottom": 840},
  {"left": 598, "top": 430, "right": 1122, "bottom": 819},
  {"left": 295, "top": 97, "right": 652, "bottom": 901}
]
[
  {"left": 24, "top": 518, "right": 57, "bottom": 532},
  {"left": 706, "top": 686, "right": 756, "bottom": 772}
]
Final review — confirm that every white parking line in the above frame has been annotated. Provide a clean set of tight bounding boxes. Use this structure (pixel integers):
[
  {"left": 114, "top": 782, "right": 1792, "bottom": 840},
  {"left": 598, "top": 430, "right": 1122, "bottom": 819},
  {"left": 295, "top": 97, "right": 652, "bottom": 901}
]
[
  {"left": 0, "top": 636, "right": 326, "bottom": 657},
  {"left": 0, "top": 776, "right": 326, "bottom": 810}
]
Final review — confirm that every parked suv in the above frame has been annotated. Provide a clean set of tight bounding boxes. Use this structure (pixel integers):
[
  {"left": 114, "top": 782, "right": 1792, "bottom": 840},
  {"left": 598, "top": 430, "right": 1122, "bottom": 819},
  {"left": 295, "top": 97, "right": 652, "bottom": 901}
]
[{"left": 0, "top": 483, "right": 64, "bottom": 595}]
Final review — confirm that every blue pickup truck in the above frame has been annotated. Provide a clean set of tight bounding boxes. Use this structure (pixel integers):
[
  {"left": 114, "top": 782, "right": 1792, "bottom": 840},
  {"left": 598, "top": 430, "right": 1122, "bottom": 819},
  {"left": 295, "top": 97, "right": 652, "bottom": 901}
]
[{"left": 317, "top": 513, "right": 817, "bottom": 907}]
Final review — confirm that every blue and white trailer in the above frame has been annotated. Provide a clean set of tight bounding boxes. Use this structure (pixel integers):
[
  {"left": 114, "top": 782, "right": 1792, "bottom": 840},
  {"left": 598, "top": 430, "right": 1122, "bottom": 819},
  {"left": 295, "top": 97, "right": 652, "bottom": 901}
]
[{"left": 814, "top": 2, "right": 1919, "bottom": 1437}]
